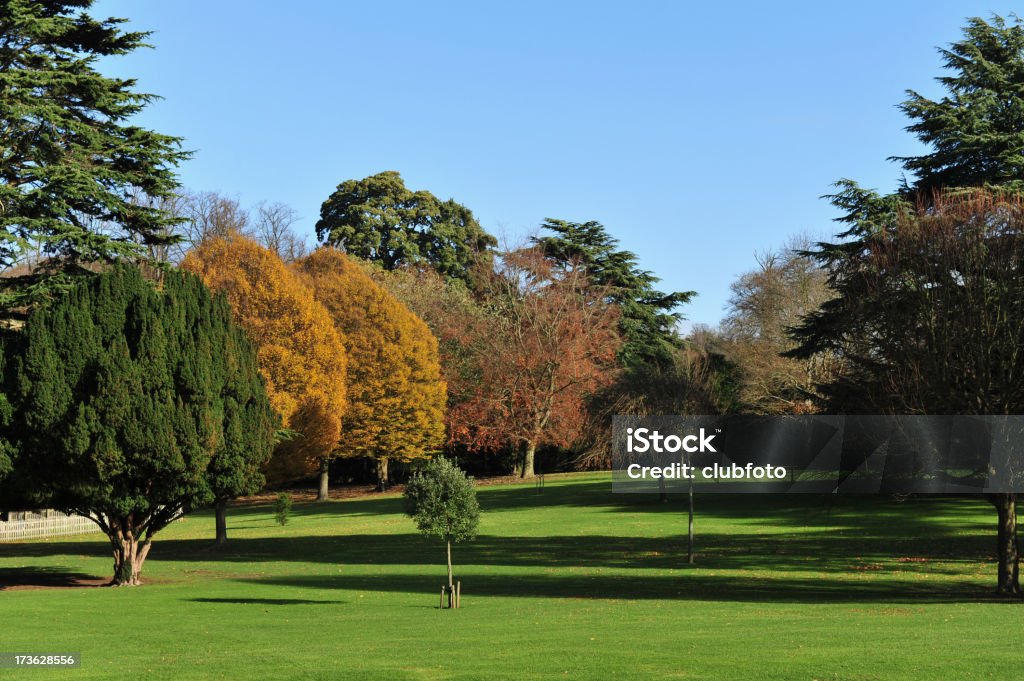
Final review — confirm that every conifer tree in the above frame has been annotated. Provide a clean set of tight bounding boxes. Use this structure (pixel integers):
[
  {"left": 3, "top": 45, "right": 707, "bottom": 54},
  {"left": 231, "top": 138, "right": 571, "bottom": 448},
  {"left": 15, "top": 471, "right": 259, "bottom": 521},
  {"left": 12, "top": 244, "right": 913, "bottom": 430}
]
[
  {"left": 6, "top": 265, "right": 275, "bottom": 585},
  {"left": 0, "top": 2, "right": 188, "bottom": 312},
  {"left": 298, "top": 248, "right": 445, "bottom": 489}
]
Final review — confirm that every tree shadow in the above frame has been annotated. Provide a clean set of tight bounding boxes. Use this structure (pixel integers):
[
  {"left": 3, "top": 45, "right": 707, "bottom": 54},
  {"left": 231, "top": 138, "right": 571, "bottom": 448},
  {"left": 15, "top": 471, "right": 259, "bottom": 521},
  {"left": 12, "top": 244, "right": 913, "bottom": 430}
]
[
  {"left": 235, "top": 571, "right": 1009, "bottom": 605},
  {"left": 188, "top": 597, "right": 344, "bottom": 605},
  {"left": 0, "top": 566, "right": 106, "bottom": 590}
]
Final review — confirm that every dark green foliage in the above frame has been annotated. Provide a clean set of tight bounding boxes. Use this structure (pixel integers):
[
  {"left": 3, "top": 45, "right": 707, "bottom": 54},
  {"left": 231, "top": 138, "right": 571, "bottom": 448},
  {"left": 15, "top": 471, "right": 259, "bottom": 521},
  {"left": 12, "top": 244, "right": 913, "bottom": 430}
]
[
  {"left": 403, "top": 458, "right": 480, "bottom": 544},
  {"left": 533, "top": 219, "right": 693, "bottom": 369},
  {"left": 894, "top": 15, "right": 1024, "bottom": 193},
  {"left": 0, "top": 1, "right": 189, "bottom": 312},
  {"left": 4, "top": 264, "right": 276, "bottom": 583},
  {"left": 315, "top": 171, "right": 496, "bottom": 289},
  {"left": 274, "top": 492, "right": 292, "bottom": 526}
]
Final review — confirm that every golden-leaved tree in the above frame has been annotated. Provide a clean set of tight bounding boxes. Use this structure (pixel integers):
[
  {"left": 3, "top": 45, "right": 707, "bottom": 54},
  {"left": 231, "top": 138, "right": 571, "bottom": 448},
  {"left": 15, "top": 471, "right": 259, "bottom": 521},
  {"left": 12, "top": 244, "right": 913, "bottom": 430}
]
[
  {"left": 182, "top": 235, "right": 348, "bottom": 499},
  {"left": 297, "top": 248, "right": 445, "bottom": 489}
]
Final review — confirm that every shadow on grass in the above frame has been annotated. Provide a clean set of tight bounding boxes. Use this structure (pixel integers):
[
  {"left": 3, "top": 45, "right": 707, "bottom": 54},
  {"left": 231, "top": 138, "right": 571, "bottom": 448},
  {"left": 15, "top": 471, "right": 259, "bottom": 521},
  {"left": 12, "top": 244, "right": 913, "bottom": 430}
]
[
  {"left": 236, "top": 571, "right": 1009, "bottom": 605},
  {"left": 0, "top": 528, "right": 992, "bottom": 576},
  {"left": 0, "top": 566, "right": 106, "bottom": 589},
  {"left": 188, "top": 597, "right": 344, "bottom": 605}
]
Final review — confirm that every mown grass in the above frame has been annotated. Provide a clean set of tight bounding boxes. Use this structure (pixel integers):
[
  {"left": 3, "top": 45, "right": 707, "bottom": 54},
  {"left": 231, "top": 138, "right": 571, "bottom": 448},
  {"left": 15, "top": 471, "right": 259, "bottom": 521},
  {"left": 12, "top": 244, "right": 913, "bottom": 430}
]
[{"left": 0, "top": 472, "right": 1017, "bottom": 680}]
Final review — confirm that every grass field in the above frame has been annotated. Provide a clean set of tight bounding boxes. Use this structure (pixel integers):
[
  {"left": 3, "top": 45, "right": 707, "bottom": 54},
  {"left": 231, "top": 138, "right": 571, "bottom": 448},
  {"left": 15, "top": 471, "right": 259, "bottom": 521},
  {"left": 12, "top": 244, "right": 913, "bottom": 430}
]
[{"left": 0, "top": 472, "right": 1018, "bottom": 680}]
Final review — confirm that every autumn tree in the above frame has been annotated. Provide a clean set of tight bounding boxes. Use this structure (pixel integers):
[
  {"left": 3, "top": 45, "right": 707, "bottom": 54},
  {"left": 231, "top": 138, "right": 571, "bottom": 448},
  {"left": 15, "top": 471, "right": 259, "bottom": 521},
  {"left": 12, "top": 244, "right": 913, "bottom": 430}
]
[
  {"left": 297, "top": 248, "right": 445, "bottom": 489},
  {"left": 457, "top": 247, "right": 622, "bottom": 478},
  {"left": 0, "top": 2, "right": 189, "bottom": 313},
  {"left": 4, "top": 265, "right": 276, "bottom": 584},
  {"left": 315, "top": 171, "right": 496, "bottom": 289},
  {"left": 721, "top": 238, "right": 837, "bottom": 414},
  {"left": 368, "top": 266, "right": 493, "bottom": 453},
  {"left": 789, "top": 190, "right": 1024, "bottom": 594},
  {"left": 182, "top": 235, "right": 347, "bottom": 506}
]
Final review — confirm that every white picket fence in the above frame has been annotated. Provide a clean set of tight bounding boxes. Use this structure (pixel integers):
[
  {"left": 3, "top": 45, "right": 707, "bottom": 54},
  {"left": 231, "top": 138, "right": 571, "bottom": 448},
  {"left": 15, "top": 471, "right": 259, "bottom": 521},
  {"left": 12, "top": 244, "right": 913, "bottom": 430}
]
[{"left": 0, "top": 510, "right": 99, "bottom": 542}]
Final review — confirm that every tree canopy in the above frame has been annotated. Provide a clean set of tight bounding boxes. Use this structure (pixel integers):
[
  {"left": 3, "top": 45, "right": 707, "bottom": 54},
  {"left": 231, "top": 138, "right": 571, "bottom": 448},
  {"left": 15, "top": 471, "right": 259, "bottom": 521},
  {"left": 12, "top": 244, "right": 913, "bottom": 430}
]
[
  {"left": 533, "top": 219, "right": 692, "bottom": 369},
  {"left": 3, "top": 264, "right": 276, "bottom": 585},
  {"left": 182, "top": 235, "right": 348, "bottom": 485},
  {"left": 895, "top": 15, "right": 1024, "bottom": 194},
  {"left": 315, "top": 171, "right": 496, "bottom": 289},
  {"left": 298, "top": 247, "right": 446, "bottom": 488},
  {"left": 0, "top": 1, "right": 188, "bottom": 312}
]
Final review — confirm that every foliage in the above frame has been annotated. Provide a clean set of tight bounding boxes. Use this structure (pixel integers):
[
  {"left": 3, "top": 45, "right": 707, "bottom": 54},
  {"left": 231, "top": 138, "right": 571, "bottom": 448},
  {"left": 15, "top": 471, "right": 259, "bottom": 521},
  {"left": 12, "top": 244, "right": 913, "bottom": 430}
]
[
  {"left": 366, "top": 265, "right": 490, "bottom": 451},
  {"left": 533, "top": 219, "right": 693, "bottom": 369},
  {"left": 0, "top": 1, "right": 189, "bottom": 312},
  {"left": 297, "top": 248, "right": 445, "bottom": 485},
  {"left": 315, "top": 171, "right": 496, "bottom": 289},
  {"left": 273, "top": 492, "right": 293, "bottom": 526},
  {"left": 721, "top": 239, "right": 837, "bottom": 414},
  {"left": 894, "top": 15, "right": 1024, "bottom": 194},
  {"left": 403, "top": 458, "right": 479, "bottom": 544},
  {"left": 453, "top": 247, "right": 622, "bottom": 477},
  {"left": 4, "top": 264, "right": 275, "bottom": 585},
  {"left": 182, "top": 235, "right": 347, "bottom": 484}
]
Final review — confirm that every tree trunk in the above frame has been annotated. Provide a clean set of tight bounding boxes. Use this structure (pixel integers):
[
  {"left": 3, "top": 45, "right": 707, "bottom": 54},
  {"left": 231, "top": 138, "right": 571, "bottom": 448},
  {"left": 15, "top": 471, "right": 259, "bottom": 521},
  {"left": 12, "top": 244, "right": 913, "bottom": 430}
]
[
  {"left": 376, "top": 457, "right": 389, "bottom": 492},
  {"left": 446, "top": 538, "right": 454, "bottom": 591},
  {"left": 990, "top": 493, "right": 1020, "bottom": 595},
  {"left": 215, "top": 499, "right": 228, "bottom": 545},
  {"left": 109, "top": 531, "right": 151, "bottom": 586},
  {"left": 317, "top": 458, "right": 330, "bottom": 501},
  {"left": 520, "top": 441, "right": 536, "bottom": 479},
  {"left": 687, "top": 473, "right": 695, "bottom": 565}
]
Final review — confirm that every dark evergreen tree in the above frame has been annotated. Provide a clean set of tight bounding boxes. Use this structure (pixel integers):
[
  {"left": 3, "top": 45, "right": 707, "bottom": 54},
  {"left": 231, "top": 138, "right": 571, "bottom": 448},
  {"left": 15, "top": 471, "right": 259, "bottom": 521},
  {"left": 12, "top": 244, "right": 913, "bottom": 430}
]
[
  {"left": 533, "top": 219, "right": 693, "bottom": 369},
  {"left": 5, "top": 265, "right": 276, "bottom": 585},
  {"left": 315, "top": 171, "right": 496, "bottom": 289},
  {"left": 895, "top": 15, "right": 1024, "bottom": 193},
  {"left": 0, "top": 1, "right": 188, "bottom": 313},
  {"left": 790, "top": 15, "right": 1024, "bottom": 595}
]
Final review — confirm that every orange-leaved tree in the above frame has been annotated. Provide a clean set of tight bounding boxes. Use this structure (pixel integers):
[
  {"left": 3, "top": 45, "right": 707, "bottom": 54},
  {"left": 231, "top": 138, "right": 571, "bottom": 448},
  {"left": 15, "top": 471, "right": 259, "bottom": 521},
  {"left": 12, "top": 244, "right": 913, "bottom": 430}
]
[
  {"left": 456, "top": 246, "right": 622, "bottom": 477},
  {"left": 297, "top": 247, "right": 446, "bottom": 489},
  {"left": 182, "top": 235, "right": 348, "bottom": 506}
]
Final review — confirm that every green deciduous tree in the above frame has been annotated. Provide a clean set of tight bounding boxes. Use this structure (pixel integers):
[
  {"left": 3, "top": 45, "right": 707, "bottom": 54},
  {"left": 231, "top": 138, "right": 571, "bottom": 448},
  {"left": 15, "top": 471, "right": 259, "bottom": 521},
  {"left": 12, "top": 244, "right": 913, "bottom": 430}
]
[
  {"left": 0, "top": 1, "right": 188, "bottom": 312},
  {"left": 5, "top": 265, "right": 276, "bottom": 585},
  {"left": 315, "top": 171, "right": 496, "bottom": 289},
  {"left": 403, "top": 458, "right": 480, "bottom": 600}
]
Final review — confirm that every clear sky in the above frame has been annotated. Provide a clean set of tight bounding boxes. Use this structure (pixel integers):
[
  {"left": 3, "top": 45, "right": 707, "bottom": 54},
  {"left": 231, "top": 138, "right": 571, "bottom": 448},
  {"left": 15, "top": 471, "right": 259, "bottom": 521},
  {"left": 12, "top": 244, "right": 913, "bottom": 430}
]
[{"left": 93, "top": 1, "right": 1009, "bottom": 328}]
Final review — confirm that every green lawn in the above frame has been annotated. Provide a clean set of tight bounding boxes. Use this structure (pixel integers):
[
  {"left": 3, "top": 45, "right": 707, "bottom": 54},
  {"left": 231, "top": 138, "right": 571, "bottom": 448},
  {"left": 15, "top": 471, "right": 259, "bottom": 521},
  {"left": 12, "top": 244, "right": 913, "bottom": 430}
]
[{"left": 0, "top": 472, "right": 1017, "bottom": 680}]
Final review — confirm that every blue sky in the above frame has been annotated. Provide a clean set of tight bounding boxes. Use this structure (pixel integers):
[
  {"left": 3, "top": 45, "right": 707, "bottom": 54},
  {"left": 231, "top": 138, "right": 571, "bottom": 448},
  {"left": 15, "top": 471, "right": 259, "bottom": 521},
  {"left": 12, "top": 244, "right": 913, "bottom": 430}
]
[{"left": 93, "top": 1, "right": 1009, "bottom": 328}]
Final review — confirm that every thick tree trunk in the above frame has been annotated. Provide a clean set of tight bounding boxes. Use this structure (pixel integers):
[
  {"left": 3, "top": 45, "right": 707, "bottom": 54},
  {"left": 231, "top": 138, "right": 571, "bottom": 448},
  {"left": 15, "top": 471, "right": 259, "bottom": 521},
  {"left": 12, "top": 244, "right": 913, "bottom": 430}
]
[
  {"left": 109, "top": 531, "right": 151, "bottom": 586},
  {"left": 376, "top": 457, "right": 389, "bottom": 491},
  {"left": 990, "top": 493, "right": 1020, "bottom": 595},
  {"left": 214, "top": 499, "right": 228, "bottom": 545},
  {"left": 317, "top": 458, "right": 330, "bottom": 501},
  {"left": 520, "top": 441, "right": 536, "bottom": 479}
]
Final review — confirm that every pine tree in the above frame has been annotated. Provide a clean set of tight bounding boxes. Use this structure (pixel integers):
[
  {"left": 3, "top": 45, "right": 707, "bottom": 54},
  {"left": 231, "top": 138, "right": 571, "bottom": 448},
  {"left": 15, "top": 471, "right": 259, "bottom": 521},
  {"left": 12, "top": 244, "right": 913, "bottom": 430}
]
[
  {"left": 6, "top": 265, "right": 275, "bottom": 585},
  {"left": 297, "top": 247, "right": 445, "bottom": 489},
  {"left": 0, "top": 2, "right": 188, "bottom": 312}
]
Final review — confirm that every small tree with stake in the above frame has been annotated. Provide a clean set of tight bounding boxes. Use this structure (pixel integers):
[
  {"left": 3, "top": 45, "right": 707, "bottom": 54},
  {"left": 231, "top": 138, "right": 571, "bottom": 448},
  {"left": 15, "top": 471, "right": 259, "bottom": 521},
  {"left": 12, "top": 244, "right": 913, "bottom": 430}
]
[{"left": 403, "top": 458, "right": 480, "bottom": 608}]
